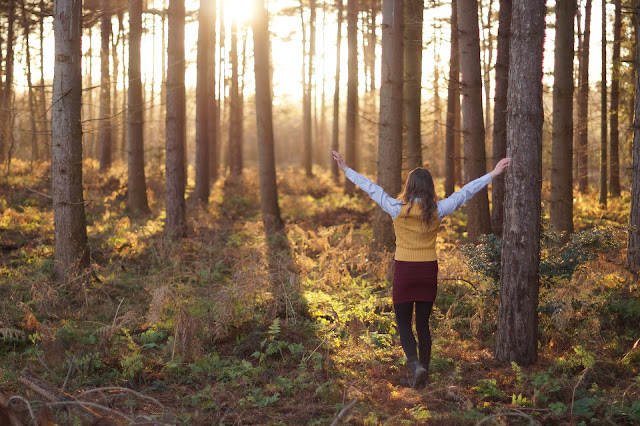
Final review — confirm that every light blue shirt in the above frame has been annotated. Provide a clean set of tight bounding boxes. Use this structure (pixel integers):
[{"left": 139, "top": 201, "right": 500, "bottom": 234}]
[{"left": 344, "top": 168, "right": 493, "bottom": 220}]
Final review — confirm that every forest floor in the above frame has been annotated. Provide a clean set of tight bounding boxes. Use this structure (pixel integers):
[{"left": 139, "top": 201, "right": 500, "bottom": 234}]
[{"left": 0, "top": 159, "right": 639, "bottom": 425}]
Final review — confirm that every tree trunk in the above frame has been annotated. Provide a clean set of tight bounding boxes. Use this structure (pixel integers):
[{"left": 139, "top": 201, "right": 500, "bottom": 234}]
[
  {"left": 495, "top": 0, "right": 545, "bottom": 366},
  {"left": 491, "top": 0, "right": 511, "bottom": 236},
  {"left": 207, "top": 2, "right": 218, "bottom": 183},
  {"left": 51, "top": 0, "right": 90, "bottom": 280},
  {"left": 301, "top": 0, "right": 316, "bottom": 176},
  {"left": 127, "top": 0, "right": 150, "bottom": 215},
  {"left": 345, "top": 0, "right": 358, "bottom": 194},
  {"left": 99, "top": 0, "right": 112, "bottom": 171},
  {"left": 445, "top": 0, "right": 460, "bottom": 197},
  {"left": 194, "top": 0, "right": 212, "bottom": 203},
  {"left": 253, "top": 0, "right": 284, "bottom": 234},
  {"left": 550, "top": 0, "right": 575, "bottom": 235},
  {"left": 405, "top": 0, "right": 424, "bottom": 170},
  {"left": 39, "top": 1, "right": 49, "bottom": 161},
  {"left": 229, "top": 18, "right": 243, "bottom": 178},
  {"left": 577, "top": 0, "right": 592, "bottom": 193},
  {"left": 0, "top": 0, "right": 16, "bottom": 166},
  {"left": 610, "top": 0, "right": 622, "bottom": 197},
  {"left": 481, "top": 0, "right": 493, "bottom": 147},
  {"left": 373, "top": 0, "right": 404, "bottom": 251},
  {"left": 165, "top": 0, "right": 186, "bottom": 238},
  {"left": 628, "top": 2, "right": 640, "bottom": 272},
  {"left": 600, "top": 0, "right": 607, "bottom": 206},
  {"left": 22, "top": 2, "right": 39, "bottom": 167},
  {"left": 331, "top": 0, "right": 343, "bottom": 182},
  {"left": 120, "top": 13, "right": 127, "bottom": 164},
  {"left": 458, "top": 0, "right": 491, "bottom": 242},
  {"left": 369, "top": 0, "right": 377, "bottom": 93}
]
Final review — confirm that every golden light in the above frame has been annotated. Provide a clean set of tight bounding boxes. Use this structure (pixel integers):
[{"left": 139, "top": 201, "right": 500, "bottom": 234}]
[{"left": 223, "top": 0, "right": 255, "bottom": 26}]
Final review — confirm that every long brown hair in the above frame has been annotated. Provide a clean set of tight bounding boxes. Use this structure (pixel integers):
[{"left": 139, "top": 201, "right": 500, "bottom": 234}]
[{"left": 397, "top": 168, "right": 437, "bottom": 227}]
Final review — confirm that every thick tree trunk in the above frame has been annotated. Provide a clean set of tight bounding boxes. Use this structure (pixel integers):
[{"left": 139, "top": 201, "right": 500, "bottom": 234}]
[
  {"left": 0, "top": 0, "right": 16, "bottom": 166},
  {"left": 51, "top": 0, "right": 90, "bottom": 280},
  {"left": 120, "top": 14, "right": 127, "bottom": 164},
  {"left": 491, "top": 0, "right": 511, "bottom": 236},
  {"left": 600, "top": 0, "right": 607, "bottom": 206},
  {"left": 405, "top": 0, "right": 423, "bottom": 170},
  {"left": 229, "top": 18, "right": 243, "bottom": 178},
  {"left": 99, "top": 0, "right": 112, "bottom": 171},
  {"left": 577, "top": 0, "right": 592, "bottom": 193},
  {"left": 628, "top": 3, "right": 640, "bottom": 272},
  {"left": 550, "top": 0, "right": 575, "bottom": 235},
  {"left": 345, "top": 0, "right": 358, "bottom": 194},
  {"left": 127, "top": 0, "right": 150, "bottom": 215},
  {"left": 165, "top": 0, "right": 187, "bottom": 238},
  {"left": 445, "top": 0, "right": 460, "bottom": 197},
  {"left": 495, "top": 0, "right": 545, "bottom": 366},
  {"left": 194, "top": 0, "right": 212, "bottom": 202},
  {"left": 458, "top": 0, "right": 491, "bottom": 242},
  {"left": 373, "top": 0, "right": 404, "bottom": 251},
  {"left": 331, "top": 0, "right": 343, "bottom": 182},
  {"left": 253, "top": 0, "right": 284, "bottom": 234},
  {"left": 207, "top": 2, "right": 218, "bottom": 183},
  {"left": 610, "top": 0, "right": 622, "bottom": 197}
]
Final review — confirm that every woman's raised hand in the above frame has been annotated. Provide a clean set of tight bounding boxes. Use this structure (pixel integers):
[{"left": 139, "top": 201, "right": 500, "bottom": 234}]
[
  {"left": 332, "top": 151, "right": 349, "bottom": 172},
  {"left": 490, "top": 157, "right": 511, "bottom": 178}
]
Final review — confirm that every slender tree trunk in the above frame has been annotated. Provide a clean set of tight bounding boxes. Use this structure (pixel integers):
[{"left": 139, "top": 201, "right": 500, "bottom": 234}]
[
  {"left": 120, "top": 13, "right": 127, "bottom": 164},
  {"left": 208, "top": 1, "right": 218, "bottom": 183},
  {"left": 629, "top": 1, "right": 640, "bottom": 272},
  {"left": 194, "top": 0, "right": 212, "bottom": 202},
  {"left": 405, "top": 0, "right": 424, "bottom": 170},
  {"left": 253, "top": 0, "right": 284, "bottom": 234},
  {"left": 373, "top": 0, "right": 404, "bottom": 251},
  {"left": 458, "top": 0, "right": 491, "bottom": 242},
  {"left": 610, "top": 0, "right": 622, "bottom": 197},
  {"left": 217, "top": 0, "right": 225, "bottom": 179},
  {"left": 22, "top": 2, "right": 39, "bottom": 167},
  {"left": 345, "top": 0, "right": 358, "bottom": 194},
  {"left": 52, "top": 0, "right": 89, "bottom": 280},
  {"left": 165, "top": 0, "right": 187, "bottom": 238},
  {"left": 550, "top": 0, "right": 576, "bottom": 235},
  {"left": 600, "top": 0, "right": 608, "bottom": 206},
  {"left": 39, "top": 1, "right": 49, "bottom": 161},
  {"left": 99, "top": 0, "right": 112, "bottom": 171},
  {"left": 491, "top": 0, "right": 511, "bottom": 236},
  {"left": 0, "top": 0, "right": 16, "bottom": 166},
  {"left": 331, "top": 0, "right": 343, "bottom": 182},
  {"left": 577, "top": 0, "right": 592, "bottom": 193},
  {"left": 127, "top": 0, "right": 150, "bottom": 215},
  {"left": 370, "top": 0, "right": 377, "bottom": 93},
  {"left": 481, "top": 0, "right": 493, "bottom": 147},
  {"left": 445, "top": 0, "right": 460, "bottom": 197},
  {"left": 228, "top": 18, "right": 243, "bottom": 177},
  {"left": 495, "top": 0, "right": 545, "bottom": 367}
]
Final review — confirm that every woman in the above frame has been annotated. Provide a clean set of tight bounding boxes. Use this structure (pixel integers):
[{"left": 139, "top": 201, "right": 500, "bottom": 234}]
[{"left": 332, "top": 151, "right": 510, "bottom": 388}]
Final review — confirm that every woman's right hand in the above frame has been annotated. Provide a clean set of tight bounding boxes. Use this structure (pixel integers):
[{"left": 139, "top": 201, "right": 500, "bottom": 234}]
[
  {"left": 332, "top": 151, "right": 349, "bottom": 172},
  {"left": 490, "top": 157, "right": 511, "bottom": 178}
]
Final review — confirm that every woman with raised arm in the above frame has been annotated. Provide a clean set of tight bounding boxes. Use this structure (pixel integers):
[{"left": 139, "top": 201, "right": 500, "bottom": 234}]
[{"left": 332, "top": 151, "right": 510, "bottom": 388}]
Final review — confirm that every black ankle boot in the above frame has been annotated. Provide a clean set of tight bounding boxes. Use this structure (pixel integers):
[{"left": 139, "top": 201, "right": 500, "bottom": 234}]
[{"left": 407, "top": 356, "right": 428, "bottom": 389}]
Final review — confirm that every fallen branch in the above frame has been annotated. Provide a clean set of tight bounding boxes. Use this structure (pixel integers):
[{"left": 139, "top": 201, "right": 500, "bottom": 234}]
[
  {"left": 0, "top": 390, "right": 26, "bottom": 426},
  {"left": 330, "top": 398, "right": 358, "bottom": 426}
]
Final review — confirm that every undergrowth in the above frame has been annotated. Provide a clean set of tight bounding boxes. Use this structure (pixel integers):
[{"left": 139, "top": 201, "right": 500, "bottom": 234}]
[{"left": 0, "top": 159, "right": 638, "bottom": 424}]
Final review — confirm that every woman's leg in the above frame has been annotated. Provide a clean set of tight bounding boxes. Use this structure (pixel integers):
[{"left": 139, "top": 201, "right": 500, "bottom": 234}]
[
  {"left": 394, "top": 302, "right": 417, "bottom": 359},
  {"left": 414, "top": 301, "right": 434, "bottom": 370}
]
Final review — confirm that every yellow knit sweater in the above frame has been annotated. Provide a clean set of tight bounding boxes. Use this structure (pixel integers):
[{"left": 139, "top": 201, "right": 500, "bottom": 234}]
[{"left": 393, "top": 202, "right": 441, "bottom": 261}]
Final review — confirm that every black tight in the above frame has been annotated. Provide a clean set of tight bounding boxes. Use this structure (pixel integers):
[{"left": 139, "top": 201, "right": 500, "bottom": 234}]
[{"left": 394, "top": 301, "right": 434, "bottom": 367}]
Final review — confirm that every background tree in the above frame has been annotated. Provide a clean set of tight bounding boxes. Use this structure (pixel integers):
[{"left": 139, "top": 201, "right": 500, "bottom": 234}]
[
  {"left": 490, "top": 0, "right": 511, "bottom": 236},
  {"left": 228, "top": 17, "right": 243, "bottom": 178},
  {"left": 207, "top": 2, "right": 218, "bottom": 184},
  {"left": 345, "top": 0, "right": 358, "bottom": 194},
  {"left": 629, "top": 2, "right": 640, "bottom": 272},
  {"left": 405, "top": 0, "right": 424, "bottom": 170},
  {"left": 165, "top": 0, "right": 187, "bottom": 238},
  {"left": 495, "top": 0, "right": 545, "bottom": 366},
  {"left": 126, "top": 0, "right": 150, "bottom": 215},
  {"left": 445, "top": 0, "right": 460, "bottom": 197},
  {"left": 0, "top": 0, "right": 16, "bottom": 168},
  {"left": 577, "top": 0, "right": 592, "bottom": 193},
  {"left": 331, "top": 0, "right": 343, "bottom": 182},
  {"left": 600, "top": 0, "right": 607, "bottom": 207},
  {"left": 550, "top": 0, "right": 576, "bottom": 235},
  {"left": 51, "top": 0, "right": 89, "bottom": 280},
  {"left": 610, "top": 0, "right": 622, "bottom": 197},
  {"left": 458, "top": 0, "right": 491, "bottom": 242},
  {"left": 99, "top": 0, "right": 112, "bottom": 172},
  {"left": 253, "top": 0, "right": 284, "bottom": 234}
]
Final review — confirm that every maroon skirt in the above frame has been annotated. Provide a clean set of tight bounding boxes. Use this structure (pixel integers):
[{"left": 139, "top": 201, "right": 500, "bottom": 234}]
[{"left": 392, "top": 260, "right": 439, "bottom": 304}]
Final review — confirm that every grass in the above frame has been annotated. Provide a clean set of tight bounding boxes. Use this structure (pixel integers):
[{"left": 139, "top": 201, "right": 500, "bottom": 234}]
[{"left": 0, "top": 159, "right": 639, "bottom": 425}]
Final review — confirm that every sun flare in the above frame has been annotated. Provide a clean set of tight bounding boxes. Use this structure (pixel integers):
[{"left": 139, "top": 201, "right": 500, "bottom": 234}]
[{"left": 223, "top": 0, "right": 255, "bottom": 25}]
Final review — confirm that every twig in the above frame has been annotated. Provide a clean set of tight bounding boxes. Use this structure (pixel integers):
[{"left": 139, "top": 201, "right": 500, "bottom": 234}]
[
  {"left": 7, "top": 395, "right": 36, "bottom": 423},
  {"left": 112, "top": 298, "right": 125, "bottom": 328},
  {"left": 78, "top": 387, "right": 165, "bottom": 409},
  {"left": 439, "top": 276, "right": 478, "bottom": 290},
  {"left": 570, "top": 367, "right": 589, "bottom": 418},
  {"left": 25, "top": 185, "right": 52, "bottom": 199},
  {"left": 330, "top": 398, "right": 358, "bottom": 426},
  {"left": 46, "top": 400, "right": 132, "bottom": 423},
  {"left": 62, "top": 355, "right": 75, "bottom": 391},
  {"left": 475, "top": 410, "right": 540, "bottom": 425}
]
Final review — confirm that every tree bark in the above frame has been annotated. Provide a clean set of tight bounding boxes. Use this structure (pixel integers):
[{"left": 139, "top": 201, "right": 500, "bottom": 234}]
[
  {"left": 51, "top": 0, "right": 90, "bottom": 280},
  {"left": 253, "top": 0, "right": 284, "bottom": 234},
  {"left": 550, "top": 0, "right": 575, "bottom": 235},
  {"left": 207, "top": 2, "right": 218, "bottom": 183},
  {"left": 495, "top": 0, "right": 545, "bottom": 366},
  {"left": 332, "top": 0, "right": 343, "bottom": 182},
  {"left": 491, "top": 0, "right": 511, "bottom": 236},
  {"left": 600, "top": 0, "right": 607, "bottom": 206},
  {"left": 0, "top": 0, "right": 16, "bottom": 166},
  {"left": 628, "top": 2, "right": 640, "bottom": 272},
  {"left": 405, "top": 0, "right": 424, "bottom": 170},
  {"left": 22, "top": 2, "right": 39, "bottom": 166},
  {"left": 99, "top": 0, "right": 112, "bottom": 172},
  {"left": 229, "top": 18, "right": 243, "bottom": 178},
  {"left": 445, "top": 0, "right": 460, "bottom": 197},
  {"left": 39, "top": 0, "right": 49, "bottom": 161},
  {"left": 577, "top": 0, "right": 592, "bottom": 193},
  {"left": 165, "top": 0, "right": 186, "bottom": 238},
  {"left": 127, "top": 0, "right": 150, "bottom": 215},
  {"left": 373, "top": 0, "right": 404, "bottom": 251},
  {"left": 345, "top": 0, "right": 358, "bottom": 194},
  {"left": 610, "top": 0, "right": 622, "bottom": 197},
  {"left": 458, "top": 0, "right": 491, "bottom": 242}
]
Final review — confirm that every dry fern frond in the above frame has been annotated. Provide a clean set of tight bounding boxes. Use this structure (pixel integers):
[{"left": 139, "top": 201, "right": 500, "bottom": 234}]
[
  {"left": 0, "top": 328, "right": 26, "bottom": 341},
  {"left": 147, "top": 286, "right": 175, "bottom": 324}
]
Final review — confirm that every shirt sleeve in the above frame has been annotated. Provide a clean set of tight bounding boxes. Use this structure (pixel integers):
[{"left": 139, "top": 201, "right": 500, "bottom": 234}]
[
  {"left": 344, "top": 168, "right": 403, "bottom": 218},
  {"left": 437, "top": 173, "right": 493, "bottom": 219}
]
